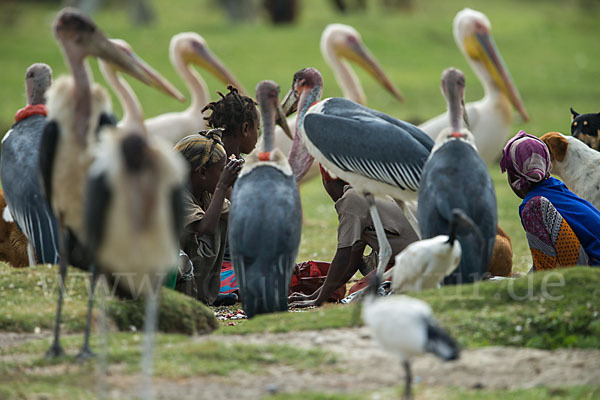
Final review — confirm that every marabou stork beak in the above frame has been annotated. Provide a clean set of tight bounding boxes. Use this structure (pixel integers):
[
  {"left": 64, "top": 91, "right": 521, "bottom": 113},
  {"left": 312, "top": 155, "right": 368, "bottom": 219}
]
[
  {"left": 341, "top": 37, "right": 404, "bottom": 102},
  {"left": 108, "top": 39, "right": 186, "bottom": 102},
  {"left": 280, "top": 86, "right": 299, "bottom": 117},
  {"left": 275, "top": 103, "right": 293, "bottom": 140},
  {"left": 463, "top": 31, "right": 529, "bottom": 122},
  {"left": 188, "top": 41, "right": 248, "bottom": 96}
]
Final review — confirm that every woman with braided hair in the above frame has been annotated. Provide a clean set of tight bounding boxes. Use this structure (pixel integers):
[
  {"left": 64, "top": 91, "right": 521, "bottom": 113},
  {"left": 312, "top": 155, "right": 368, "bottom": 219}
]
[
  {"left": 174, "top": 129, "right": 244, "bottom": 304},
  {"left": 202, "top": 85, "right": 260, "bottom": 158}
]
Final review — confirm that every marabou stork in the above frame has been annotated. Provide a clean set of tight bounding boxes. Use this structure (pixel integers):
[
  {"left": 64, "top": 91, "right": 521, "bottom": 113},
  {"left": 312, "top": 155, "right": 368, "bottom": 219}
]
[
  {"left": 98, "top": 38, "right": 186, "bottom": 132},
  {"left": 362, "top": 274, "right": 459, "bottom": 400},
  {"left": 228, "top": 80, "right": 302, "bottom": 318},
  {"left": 40, "top": 8, "right": 184, "bottom": 360},
  {"left": 418, "top": 8, "right": 529, "bottom": 165},
  {"left": 1, "top": 63, "right": 59, "bottom": 266},
  {"left": 144, "top": 32, "right": 247, "bottom": 143},
  {"left": 282, "top": 67, "right": 433, "bottom": 279},
  {"left": 384, "top": 209, "right": 481, "bottom": 292},
  {"left": 85, "top": 126, "right": 186, "bottom": 399},
  {"left": 417, "top": 67, "right": 496, "bottom": 285},
  {"left": 264, "top": 23, "right": 404, "bottom": 184}
]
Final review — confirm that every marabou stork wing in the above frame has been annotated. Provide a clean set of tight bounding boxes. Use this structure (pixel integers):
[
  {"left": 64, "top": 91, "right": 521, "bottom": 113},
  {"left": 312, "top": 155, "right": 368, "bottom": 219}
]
[
  {"left": 38, "top": 120, "right": 59, "bottom": 208},
  {"left": 1, "top": 115, "right": 60, "bottom": 264},
  {"left": 84, "top": 171, "right": 112, "bottom": 255},
  {"left": 304, "top": 100, "right": 433, "bottom": 192}
]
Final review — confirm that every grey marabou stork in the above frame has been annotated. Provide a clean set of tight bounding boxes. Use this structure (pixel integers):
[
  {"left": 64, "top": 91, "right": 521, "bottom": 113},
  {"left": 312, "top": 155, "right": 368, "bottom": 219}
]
[
  {"left": 98, "top": 38, "right": 186, "bottom": 132},
  {"left": 1, "top": 63, "right": 60, "bottom": 266},
  {"left": 144, "top": 32, "right": 247, "bottom": 144},
  {"left": 40, "top": 8, "right": 184, "bottom": 360},
  {"left": 417, "top": 68, "right": 496, "bottom": 285},
  {"left": 264, "top": 23, "right": 404, "bottom": 184},
  {"left": 419, "top": 8, "right": 529, "bottom": 165},
  {"left": 282, "top": 67, "right": 433, "bottom": 280},
  {"left": 362, "top": 274, "right": 459, "bottom": 400},
  {"left": 228, "top": 80, "right": 302, "bottom": 318}
]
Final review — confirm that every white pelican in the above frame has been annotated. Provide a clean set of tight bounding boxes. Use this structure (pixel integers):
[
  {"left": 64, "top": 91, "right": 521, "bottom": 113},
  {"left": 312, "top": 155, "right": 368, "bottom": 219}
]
[
  {"left": 144, "top": 32, "right": 247, "bottom": 143},
  {"left": 282, "top": 68, "right": 433, "bottom": 277},
  {"left": 264, "top": 23, "right": 404, "bottom": 184},
  {"left": 418, "top": 8, "right": 529, "bottom": 164},
  {"left": 417, "top": 67, "right": 495, "bottom": 284},
  {"left": 98, "top": 39, "right": 185, "bottom": 132},
  {"left": 228, "top": 80, "right": 301, "bottom": 318}
]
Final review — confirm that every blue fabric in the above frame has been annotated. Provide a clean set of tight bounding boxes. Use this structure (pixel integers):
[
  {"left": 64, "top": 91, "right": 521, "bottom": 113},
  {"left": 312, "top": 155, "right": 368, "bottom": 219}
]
[{"left": 519, "top": 177, "right": 600, "bottom": 264}]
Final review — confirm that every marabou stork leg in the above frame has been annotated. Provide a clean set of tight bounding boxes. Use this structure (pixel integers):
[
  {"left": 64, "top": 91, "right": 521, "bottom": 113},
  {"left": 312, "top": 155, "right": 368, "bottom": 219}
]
[
  {"left": 402, "top": 360, "right": 413, "bottom": 400},
  {"left": 76, "top": 263, "right": 99, "bottom": 362},
  {"left": 393, "top": 199, "right": 421, "bottom": 239},
  {"left": 141, "top": 277, "right": 162, "bottom": 400},
  {"left": 364, "top": 193, "right": 392, "bottom": 278},
  {"left": 46, "top": 229, "right": 68, "bottom": 359}
]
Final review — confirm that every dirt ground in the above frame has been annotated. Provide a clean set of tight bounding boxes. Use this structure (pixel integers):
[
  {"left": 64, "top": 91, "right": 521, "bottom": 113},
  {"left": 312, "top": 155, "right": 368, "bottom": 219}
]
[{"left": 4, "top": 328, "right": 598, "bottom": 399}]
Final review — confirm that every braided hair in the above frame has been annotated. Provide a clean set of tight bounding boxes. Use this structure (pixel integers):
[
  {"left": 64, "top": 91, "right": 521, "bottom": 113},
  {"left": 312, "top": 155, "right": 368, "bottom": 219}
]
[{"left": 202, "top": 85, "right": 258, "bottom": 136}]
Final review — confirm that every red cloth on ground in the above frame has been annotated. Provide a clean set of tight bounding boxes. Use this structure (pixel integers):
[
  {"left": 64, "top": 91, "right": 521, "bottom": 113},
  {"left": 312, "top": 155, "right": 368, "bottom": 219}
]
[
  {"left": 14, "top": 104, "right": 47, "bottom": 123},
  {"left": 347, "top": 264, "right": 394, "bottom": 296},
  {"left": 289, "top": 260, "right": 347, "bottom": 301}
]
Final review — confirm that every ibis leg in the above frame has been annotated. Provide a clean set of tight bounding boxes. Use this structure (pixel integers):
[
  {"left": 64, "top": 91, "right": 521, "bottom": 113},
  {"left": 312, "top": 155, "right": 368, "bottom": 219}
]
[
  {"left": 364, "top": 193, "right": 392, "bottom": 278},
  {"left": 141, "top": 277, "right": 162, "bottom": 400},
  {"left": 77, "top": 264, "right": 99, "bottom": 362},
  {"left": 402, "top": 360, "right": 413, "bottom": 400}
]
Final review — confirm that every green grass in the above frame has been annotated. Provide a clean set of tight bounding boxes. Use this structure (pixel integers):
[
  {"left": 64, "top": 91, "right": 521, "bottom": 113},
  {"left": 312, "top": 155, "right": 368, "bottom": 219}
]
[
  {"left": 1, "top": 0, "right": 599, "bottom": 271},
  {"left": 0, "top": 262, "right": 217, "bottom": 334},
  {"left": 226, "top": 267, "right": 600, "bottom": 350}
]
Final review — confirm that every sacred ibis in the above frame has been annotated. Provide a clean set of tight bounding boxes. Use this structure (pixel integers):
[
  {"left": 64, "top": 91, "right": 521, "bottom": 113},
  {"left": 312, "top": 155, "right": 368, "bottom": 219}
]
[
  {"left": 282, "top": 67, "right": 433, "bottom": 278},
  {"left": 362, "top": 273, "right": 459, "bottom": 400},
  {"left": 40, "top": 8, "right": 183, "bottom": 359},
  {"left": 228, "top": 80, "right": 302, "bottom": 318},
  {"left": 1, "top": 63, "right": 60, "bottom": 266},
  {"left": 419, "top": 8, "right": 529, "bottom": 164},
  {"left": 417, "top": 67, "right": 497, "bottom": 284}
]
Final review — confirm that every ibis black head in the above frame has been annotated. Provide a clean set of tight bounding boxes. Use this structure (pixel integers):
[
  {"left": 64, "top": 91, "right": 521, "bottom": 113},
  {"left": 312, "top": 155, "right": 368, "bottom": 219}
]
[{"left": 570, "top": 107, "right": 600, "bottom": 151}]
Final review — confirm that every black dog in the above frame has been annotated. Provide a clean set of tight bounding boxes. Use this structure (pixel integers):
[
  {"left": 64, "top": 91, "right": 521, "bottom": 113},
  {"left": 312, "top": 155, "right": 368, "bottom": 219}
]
[{"left": 571, "top": 107, "right": 600, "bottom": 151}]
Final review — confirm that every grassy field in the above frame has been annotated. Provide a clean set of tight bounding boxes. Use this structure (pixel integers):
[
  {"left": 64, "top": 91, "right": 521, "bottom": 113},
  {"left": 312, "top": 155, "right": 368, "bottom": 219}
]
[{"left": 1, "top": 1, "right": 600, "bottom": 398}]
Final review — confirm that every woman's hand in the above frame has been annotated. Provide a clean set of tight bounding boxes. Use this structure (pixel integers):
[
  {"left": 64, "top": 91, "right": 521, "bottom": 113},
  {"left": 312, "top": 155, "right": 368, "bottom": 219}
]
[{"left": 217, "top": 159, "right": 244, "bottom": 190}]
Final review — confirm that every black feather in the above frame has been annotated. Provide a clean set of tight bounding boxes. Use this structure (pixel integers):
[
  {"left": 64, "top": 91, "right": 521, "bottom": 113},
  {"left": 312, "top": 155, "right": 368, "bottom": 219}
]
[
  {"left": 38, "top": 120, "right": 59, "bottom": 208},
  {"left": 84, "top": 171, "right": 111, "bottom": 255}
]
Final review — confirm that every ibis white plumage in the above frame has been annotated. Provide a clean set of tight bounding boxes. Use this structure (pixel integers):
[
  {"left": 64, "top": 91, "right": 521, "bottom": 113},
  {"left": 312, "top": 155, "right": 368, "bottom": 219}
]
[
  {"left": 418, "top": 8, "right": 529, "bottom": 164},
  {"left": 362, "top": 274, "right": 459, "bottom": 400}
]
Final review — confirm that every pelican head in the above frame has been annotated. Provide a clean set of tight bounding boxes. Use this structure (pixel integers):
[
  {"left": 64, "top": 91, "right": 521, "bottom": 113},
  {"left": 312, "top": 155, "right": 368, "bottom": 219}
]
[
  {"left": 170, "top": 32, "right": 247, "bottom": 95},
  {"left": 453, "top": 8, "right": 528, "bottom": 122},
  {"left": 256, "top": 80, "right": 288, "bottom": 154},
  {"left": 321, "top": 23, "right": 403, "bottom": 103},
  {"left": 433, "top": 67, "right": 477, "bottom": 153},
  {"left": 25, "top": 63, "right": 52, "bottom": 105}
]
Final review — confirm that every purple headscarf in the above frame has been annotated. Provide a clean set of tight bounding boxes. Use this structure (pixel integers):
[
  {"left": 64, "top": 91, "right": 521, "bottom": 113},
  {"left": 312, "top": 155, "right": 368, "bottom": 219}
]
[{"left": 500, "top": 130, "right": 551, "bottom": 191}]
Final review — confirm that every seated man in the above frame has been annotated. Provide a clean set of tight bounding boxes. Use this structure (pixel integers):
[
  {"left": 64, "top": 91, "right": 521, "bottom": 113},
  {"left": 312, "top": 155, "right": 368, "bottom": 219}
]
[{"left": 289, "top": 166, "right": 419, "bottom": 308}]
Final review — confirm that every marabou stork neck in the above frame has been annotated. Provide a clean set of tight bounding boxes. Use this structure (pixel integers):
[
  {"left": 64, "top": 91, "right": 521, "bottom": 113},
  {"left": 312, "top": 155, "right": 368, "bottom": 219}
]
[
  {"left": 144, "top": 32, "right": 247, "bottom": 144},
  {"left": 1, "top": 63, "right": 60, "bottom": 267},
  {"left": 282, "top": 67, "right": 433, "bottom": 279},
  {"left": 417, "top": 67, "right": 496, "bottom": 285},
  {"left": 265, "top": 23, "right": 403, "bottom": 185},
  {"left": 361, "top": 273, "right": 459, "bottom": 400},
  {"left": 228, "top": 80, "right": 302, "bottom": 318},
  {"left": 41, "top": 8, "right": 184, "bottom": 360},
  {"left": 98, "top": 38, "right": 185, "bottom": 132},
  {"left": 419, "top": 8, "right": 529, "bottom": 164}
]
